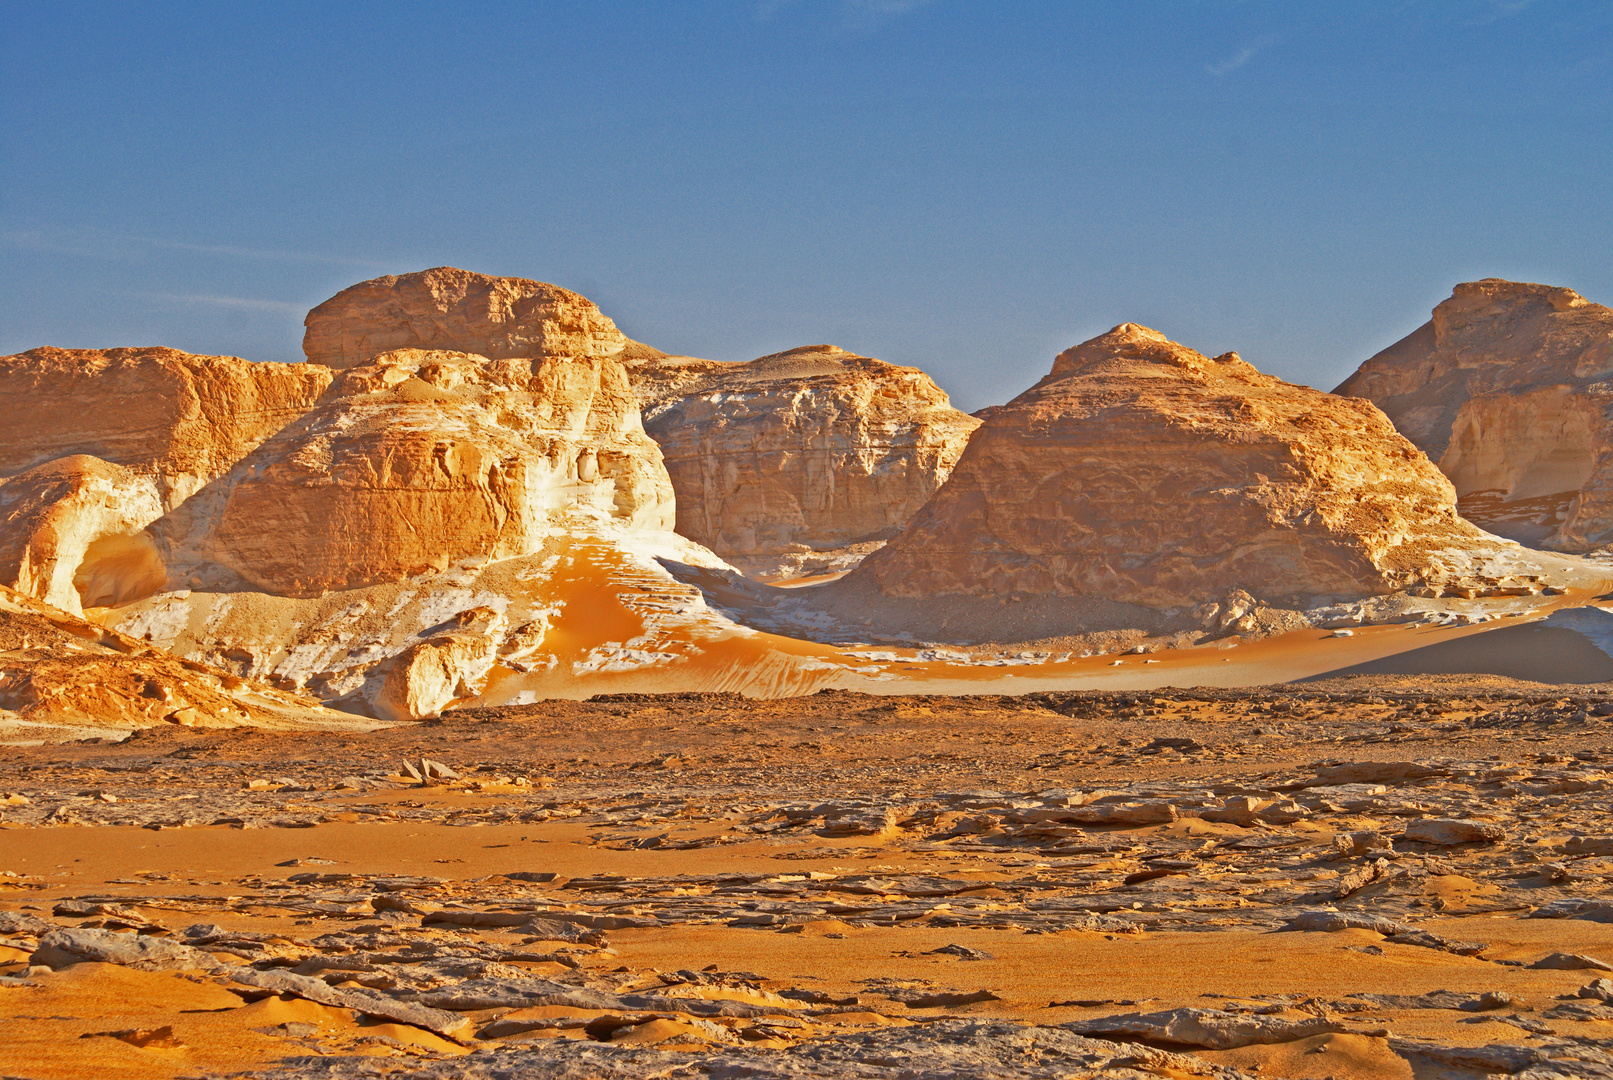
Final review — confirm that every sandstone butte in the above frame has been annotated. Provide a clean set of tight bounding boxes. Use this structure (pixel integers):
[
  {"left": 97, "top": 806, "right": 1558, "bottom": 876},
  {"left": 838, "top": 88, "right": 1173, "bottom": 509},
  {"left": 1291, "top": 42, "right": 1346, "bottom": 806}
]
[
  {"left": 843, "top": 323, "right": 1532, "bottom": 632},
  {"left": 1335, "top": 278, "right": 1613, "bottom": 551},
  {"left": 624, "top": 344, "right": 981, "bottom": 578}
]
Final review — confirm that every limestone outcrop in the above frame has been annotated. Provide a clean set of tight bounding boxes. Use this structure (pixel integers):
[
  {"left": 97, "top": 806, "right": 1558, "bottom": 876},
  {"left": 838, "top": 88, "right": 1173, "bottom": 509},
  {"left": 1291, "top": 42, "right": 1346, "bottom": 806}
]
[
  {"left": 627, "top": 345, "right": 980, "bottom": 578},
  {"left": 152, "top": 348, "right": 674, "bottom": 598},
  {"left": 0, "top": 347, "right": 332, "bottom": 612},
  {"left": 0, "top": 456, "right": 165, "bottom": 615},
  {"left": 846, "top": 324, "right": 1525, "bottom": 623},
  {"left": 1335, "top": 279, "right": 1613, "bottom": 550},
  {"left": 0, "top": 347, "right": 332, "bottom": 507},
  {"left": 303, "top": 267, "right": 630, "bottom": 369},
  {"left": 0, "top": 582, "right": 365, "bottom": 741}
]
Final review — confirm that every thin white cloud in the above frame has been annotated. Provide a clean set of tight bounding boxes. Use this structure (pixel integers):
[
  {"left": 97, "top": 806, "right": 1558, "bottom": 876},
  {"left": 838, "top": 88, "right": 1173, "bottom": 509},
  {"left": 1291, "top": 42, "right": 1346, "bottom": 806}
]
[
  {"left": 139, "top": 292, "right": 306, "bottom": 315},
  {"left": 3, "top": 228, "right": 387, "bottom": 269},
  {"left": 1206, "top": 36, "right": 1275, "bottom": 77},
  {"left": 755, "top": 0, "right": 938, "bottom": 28}
]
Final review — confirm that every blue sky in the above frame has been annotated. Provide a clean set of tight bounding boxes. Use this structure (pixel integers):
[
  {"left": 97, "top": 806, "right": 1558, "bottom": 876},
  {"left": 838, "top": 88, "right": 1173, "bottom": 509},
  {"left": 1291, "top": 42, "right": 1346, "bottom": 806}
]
[{"left": 3, "top": 1, "right": 1609, "bottom": 411}]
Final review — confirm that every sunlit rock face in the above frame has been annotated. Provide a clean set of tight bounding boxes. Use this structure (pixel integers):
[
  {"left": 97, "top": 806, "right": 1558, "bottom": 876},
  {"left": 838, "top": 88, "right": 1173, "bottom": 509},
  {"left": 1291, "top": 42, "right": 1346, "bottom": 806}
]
[
  {"left": 1336, "top": 279, "right": 1613, "bottom": 550},
  {"left": 0, "top": 347, "right": 331, "bottom": 613},
  {"left": 302, "top": 266, "right": 630, "bottom": 369},
  {"left": 165, "top": 347, "right": 675, "bottom": 598},
  {"left": 626, "top": 344, "right": 981, "bottom": 579},
  {"left": 849, "top": 323, "right": 1515, "bottom": 610}
]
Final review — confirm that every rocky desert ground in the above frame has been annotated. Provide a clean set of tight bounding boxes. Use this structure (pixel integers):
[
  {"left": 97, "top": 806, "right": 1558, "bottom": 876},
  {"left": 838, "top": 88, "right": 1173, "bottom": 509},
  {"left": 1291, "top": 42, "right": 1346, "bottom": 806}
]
[{"left": 5, "top": 268, "right": 1613, "bottom": 1078}]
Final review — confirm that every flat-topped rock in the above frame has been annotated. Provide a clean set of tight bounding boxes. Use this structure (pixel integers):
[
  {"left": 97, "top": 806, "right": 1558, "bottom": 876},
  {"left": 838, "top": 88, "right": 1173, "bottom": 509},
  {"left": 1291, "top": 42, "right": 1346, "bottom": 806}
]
[{"left": 303, "top": 266, "right": 630, "bottom": 369}]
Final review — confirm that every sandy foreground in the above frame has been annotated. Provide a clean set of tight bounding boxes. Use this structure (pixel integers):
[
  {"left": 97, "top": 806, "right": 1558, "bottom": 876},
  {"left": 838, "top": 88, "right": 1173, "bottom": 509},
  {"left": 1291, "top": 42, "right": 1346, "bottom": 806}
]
[{"left": 3, "top": 680, "right": 1613, "bottom": 1078}]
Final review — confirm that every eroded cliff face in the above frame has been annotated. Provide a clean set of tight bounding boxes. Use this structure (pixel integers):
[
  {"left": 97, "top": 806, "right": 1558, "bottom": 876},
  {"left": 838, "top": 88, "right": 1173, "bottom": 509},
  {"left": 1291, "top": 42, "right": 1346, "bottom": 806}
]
[
  {"left": 628, "top": 345, "right": 980, "bottom": 579},
  {"left": 155, "top": 348, "right": 675, "bottom": 597},
  {"left": 303, "top": 267, "right": 630, "bottom": 369},
  {"left": 0, "top": 348, "right": 332, "bottom": 613},
  {"left": 1335, "top": 279, "right": 1613, "bottom": 550},
  {"left": 847, "top": 324, "right": 1526, "bottom": 621}
]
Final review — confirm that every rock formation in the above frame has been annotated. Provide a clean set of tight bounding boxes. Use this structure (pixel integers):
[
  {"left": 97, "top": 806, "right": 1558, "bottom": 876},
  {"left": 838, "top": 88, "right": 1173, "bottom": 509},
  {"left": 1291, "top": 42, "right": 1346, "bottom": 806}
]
[
  {"left": 156, "top": 347, "right": 674, "bottom": 598},
  {"left": 845, "top": 323, "right": 1527, "bottom": 628},
  {"left": 626, "top": 344, "right": 980, "bottom": 578},
  {"left": 1335, "top": 279, "right": 1613, "bottom": 550},
  {"left": 0, "top": 582, "right": 362, "bottom": 740},
  {"left": 303, "top": 267, "right": 630, "bottom": 369},
  {"left": 0, "top": 347, "right": 331, "bottom": 613}
]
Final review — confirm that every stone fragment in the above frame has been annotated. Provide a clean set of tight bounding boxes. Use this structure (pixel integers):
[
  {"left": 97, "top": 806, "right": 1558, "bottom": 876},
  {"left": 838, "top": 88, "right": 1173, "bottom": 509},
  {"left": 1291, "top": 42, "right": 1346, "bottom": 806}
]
[
  {"left": 0, "top": 911, "right": 57, "bottom": 935},
  {"left": 1402, "top": 818, "right": 1505, "bottom": 845},
  {"left": 31, "top": 927, "right": 223, "bottom": 972},
  {"left": 229, "top": 967, "right": 471, "bottom": 1040},
  {"left": 1534, "top": 953, "right": 1613, "bottom": 972},
  {"left": 420, "top": 758, "right": 460, "bottom": 780},
  {"left": 1064, "top": 1007, "right": 1373, "bottom": 1049}
]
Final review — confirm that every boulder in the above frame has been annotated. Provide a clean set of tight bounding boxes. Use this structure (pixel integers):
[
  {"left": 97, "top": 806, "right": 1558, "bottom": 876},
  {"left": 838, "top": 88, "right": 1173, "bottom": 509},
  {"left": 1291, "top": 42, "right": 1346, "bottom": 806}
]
[
  {"left": 373, "top": 607, "right": 507, "bottom": 721},
  {"left": 1336, "top": 279, "right": 1613, "bottom": 549},
  {"left": 303, "top": 266, "right": 629, "bottom": 369},
  {"left": 627, "top": 345, "right": 979, "bottom": 579},
  {"left": 845, "top": 323, "right": 1518, "bottom": 621}
]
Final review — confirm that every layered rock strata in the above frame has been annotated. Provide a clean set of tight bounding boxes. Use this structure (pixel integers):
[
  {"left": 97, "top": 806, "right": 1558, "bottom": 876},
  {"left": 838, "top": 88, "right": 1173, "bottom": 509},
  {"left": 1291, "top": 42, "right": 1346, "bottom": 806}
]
[
  {"left": 0, "top": 347, "right": 331, "bottom": 613},
  {"left": 1336, "top": 279, "right": 1613, "bottom": 550},
  {"left": 627, "top": 344, "right": 980, "bottom": 578},
  {"left": 844, "top": 323, "right": 1529, "bottom": 632},
  {"left": 156, "top": 348, "right": 674, "bottom": 597},
  {"left": 303, "top": 267, "right": 631, "bottom": 369}
]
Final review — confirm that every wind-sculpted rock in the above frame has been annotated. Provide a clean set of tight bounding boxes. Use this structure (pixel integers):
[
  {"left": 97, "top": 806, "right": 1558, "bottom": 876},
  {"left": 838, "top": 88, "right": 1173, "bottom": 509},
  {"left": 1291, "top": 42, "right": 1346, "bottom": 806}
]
[
  {"left": 629, "top": 344, "right": 979, "bottom": 579},
  {"left": 844, "top": 323, "right": 1524, "bottom": 633},
  {"left": 0, "top": 347, "right": 330, "bottom": 612},
  {"left": 302, "top": 266, "right": 631, "bottom": 369},
  {"left": 1337, "top": 279, "right": 1613, "bottom": 549},
  {"left": 154, "top": 347, "right": 673, "bottom": 597}
]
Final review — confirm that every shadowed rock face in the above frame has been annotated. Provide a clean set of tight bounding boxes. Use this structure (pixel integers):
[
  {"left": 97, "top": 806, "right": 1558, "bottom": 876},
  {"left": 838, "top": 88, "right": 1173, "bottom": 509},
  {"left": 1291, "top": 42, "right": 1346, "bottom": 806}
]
[
  {"left": 303, "top": 267, "right": 630, "bottom": 369},
  {"left": 1336, "top": 279, "right": 1613, "bottom": 551},
  {"left": 849, "top": 323, "right": 1513, "bottom": 610},
  {"left": 627, "top": 345, "right": 980, "bottom": 579}
]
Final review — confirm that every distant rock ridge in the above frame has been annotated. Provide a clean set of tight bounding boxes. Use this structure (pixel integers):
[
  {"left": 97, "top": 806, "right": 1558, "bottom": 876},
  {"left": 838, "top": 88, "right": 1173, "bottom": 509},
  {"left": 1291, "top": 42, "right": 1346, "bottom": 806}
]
[
  {"left": 842, "top": 323, "right": 1531, "bottom": 628},
  {"left": 626, "top": 344, "right": 981, "bottom": 579},
  {"left": 1335, "top": 278, "right": 1613, "bottom": 550}
]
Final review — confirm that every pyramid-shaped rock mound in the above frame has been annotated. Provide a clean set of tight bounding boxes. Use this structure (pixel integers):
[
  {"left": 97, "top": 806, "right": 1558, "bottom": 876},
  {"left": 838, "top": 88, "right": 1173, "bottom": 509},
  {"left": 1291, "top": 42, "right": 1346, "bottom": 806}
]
[
  {"left": 1336, "top": 279, "right": 1613, "bottom": 550},
  {"left": 303, "top": 266, "right": 630, "bottom": 368},
  {"left": 626, "top": 344, "right": 980, "bottom": 579},
  {"left": 848, "top": 324, "right": 1523, "bottom": 615}
]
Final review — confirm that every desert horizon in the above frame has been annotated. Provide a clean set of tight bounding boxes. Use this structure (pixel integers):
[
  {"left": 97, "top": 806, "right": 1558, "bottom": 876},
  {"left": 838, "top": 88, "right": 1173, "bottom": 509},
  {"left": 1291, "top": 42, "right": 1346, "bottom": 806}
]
[{"left": 5, "top": 4, "right": 1613, "bottom": 1078}]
